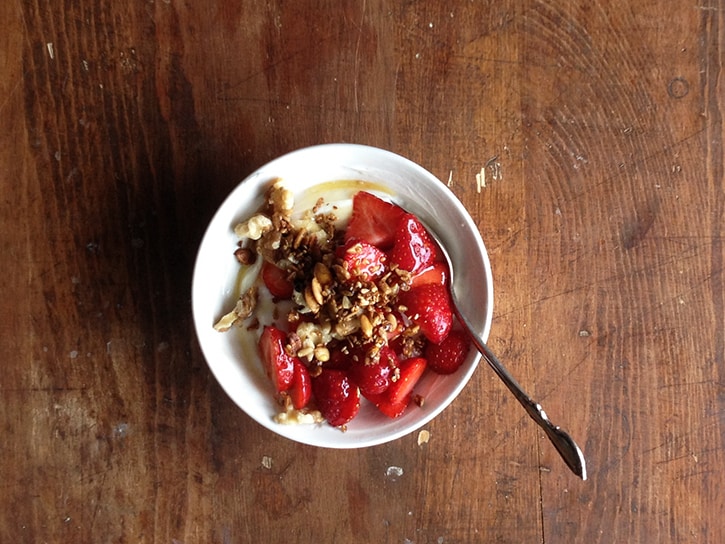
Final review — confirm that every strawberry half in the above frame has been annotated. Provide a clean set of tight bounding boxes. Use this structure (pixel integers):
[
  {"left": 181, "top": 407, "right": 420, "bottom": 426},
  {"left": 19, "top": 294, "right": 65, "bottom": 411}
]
[
  {"left": 398, "top": 283, "right": 453, "bottom": 344},
  {"left": 424, "top": 329, "right": 470, "bottom": 375},
  {"left": 289, "top": 359, "right": 312, "bottom": 409},
  {"left": 349, "top": 345, "right": 398, "bottom": 397},
  {"left": 261, "top": 261, "right": 294, "bottom": 299},
  {"left": 312, "top": 369, "right": 361, "bottom": 427},
  {"left": 367, "top": 393, "right": 409, "bottom": 419},
  {"left": 338, "top": 239, "right": 387, "bottom": 281},
  {"left": 389, "top": 213, "right": 436, "bottom": 275},
  {"left": 326, "top": 346, "right": 352, "bottom": 370},
  {"left": 344, "top": 191, "right": 405, "bottom": 250},
  {"left": 387, "top": 357, "right": 427, "bottom": 406},
  {"left": 367, "top": 356, "right": 427, "bottom": 419},
  {"left": 258, "top": 325, "right": 296, "bottom": 392},
  {"left": 411, "top": 261, "right": 448, "bottom": 288}
]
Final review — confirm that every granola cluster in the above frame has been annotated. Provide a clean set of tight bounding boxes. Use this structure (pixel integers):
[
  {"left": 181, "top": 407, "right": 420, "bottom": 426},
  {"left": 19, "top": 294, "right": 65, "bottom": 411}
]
[{"left": 214, "top": 179, "right": 423, "bottom": 374}]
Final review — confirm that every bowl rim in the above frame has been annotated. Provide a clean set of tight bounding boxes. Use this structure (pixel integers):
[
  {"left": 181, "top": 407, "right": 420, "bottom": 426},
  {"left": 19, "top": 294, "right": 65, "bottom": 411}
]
[{"left": 192, "top": 143, "right": 493, "bottom": 448}]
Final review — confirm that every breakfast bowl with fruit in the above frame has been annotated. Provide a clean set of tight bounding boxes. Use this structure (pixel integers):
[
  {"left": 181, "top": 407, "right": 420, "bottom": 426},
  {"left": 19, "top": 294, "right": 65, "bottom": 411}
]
[{"left": 192, "top": 144, "right": 493, "bottom": 448}]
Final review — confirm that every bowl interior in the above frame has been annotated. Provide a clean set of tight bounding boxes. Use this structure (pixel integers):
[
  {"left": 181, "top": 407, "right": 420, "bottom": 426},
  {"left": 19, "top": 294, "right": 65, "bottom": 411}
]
[{"left": 192, "top": 144, "right": 493, "bottom": 448}]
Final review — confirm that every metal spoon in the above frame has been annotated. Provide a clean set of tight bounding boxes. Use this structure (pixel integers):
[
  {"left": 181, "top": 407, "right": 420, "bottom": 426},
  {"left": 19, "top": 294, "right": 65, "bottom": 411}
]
[{"left": 425, "top": 224, "right": 587, "bottom": 480}]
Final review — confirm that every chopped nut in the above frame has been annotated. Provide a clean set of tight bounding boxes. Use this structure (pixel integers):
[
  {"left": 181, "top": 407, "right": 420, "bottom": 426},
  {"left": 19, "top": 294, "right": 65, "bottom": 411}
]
[
  {"left": 286, "top": 332, "right": 302, "bottom": 354},
  {"left": 234, "top": 247, "right": 256, "bottom": 265},
  {"left": 314, "top": 262, "right": 333, "bottom": 285},
  {"left": 335, "top": 319, "right": 359, "bottom": 338},
  {"left": 213, "top": 310, "right": 239, "bottom": 332},
  {"left": 234, "top": 214, "right": 273, "bottom": 240},
  {"left": 314, "top": 346, "right": 330, "bottom": 362},
  {"left": 311, "top": 277, "right": 324, "bottom": 305},
  {"left": 333, "top": 264, "right": 351, "bottom": 282},
  {"left": 269, "top": 180, "right": 294, "bottom": 214},
  {"left": 234, "top": 286, "right": 258, "bottom": 320},
  {"left": 297, "top": 346, "right": 314, "bottom": 360},
  {"left": 312, "top": 197, "right": 325, "bottom": 213},
  {"left": 274, "top": 407, "right": 324, "bottom": 425},
  {"left": 213, "top": 287, "right": 257, "bottom": 331},
  {"left": 293, "top": 228, "right": 306, "bottom": 249},
  {"left": 360, "top": 314, "right": 373, "bottom": 338},
  {"left": 304, "top": 286, "right": 321, "bottom": 313}
]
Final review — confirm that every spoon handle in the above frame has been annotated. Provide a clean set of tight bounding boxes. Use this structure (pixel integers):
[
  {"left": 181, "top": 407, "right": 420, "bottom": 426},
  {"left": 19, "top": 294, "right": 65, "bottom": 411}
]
[
  {"left": 419, "top": 219, "right": 586, "bottom": 479},
  {"left": 454, "top": 306, "right": 587, "bottom": 480}
]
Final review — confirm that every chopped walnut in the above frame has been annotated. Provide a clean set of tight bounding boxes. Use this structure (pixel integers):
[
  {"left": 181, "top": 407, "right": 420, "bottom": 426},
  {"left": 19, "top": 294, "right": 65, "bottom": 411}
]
[
  {"left": 213, "top": 310, "right": 239, "bottom": 332},
  {"left": 235, "top": 214, "right": 273, "bottom": 240},
  {"left": 234, "top": 286, "right": 258, "bottom": 320},
  {"left": 269, "top": 180, "right": 294, "bottom": 215},
  {"left": 213, "top": 286, "right": 258, "bottom": 331}
]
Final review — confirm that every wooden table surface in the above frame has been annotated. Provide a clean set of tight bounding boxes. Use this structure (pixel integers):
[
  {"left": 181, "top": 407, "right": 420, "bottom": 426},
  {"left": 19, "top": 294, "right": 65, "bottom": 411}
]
[{"left": 3, "top": 0, "right": 724, "bottom": 542}]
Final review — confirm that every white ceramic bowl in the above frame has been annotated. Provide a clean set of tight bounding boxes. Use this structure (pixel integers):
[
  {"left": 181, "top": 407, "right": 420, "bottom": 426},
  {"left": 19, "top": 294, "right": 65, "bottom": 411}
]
[{"left": 192, "top": 144, "right": 493, "bottom": 448}]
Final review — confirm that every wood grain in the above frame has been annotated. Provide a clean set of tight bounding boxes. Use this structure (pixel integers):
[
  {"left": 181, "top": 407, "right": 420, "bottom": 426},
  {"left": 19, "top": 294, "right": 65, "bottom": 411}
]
[{"left": 2, "top": 0, "right": 723, "bottom": 542}]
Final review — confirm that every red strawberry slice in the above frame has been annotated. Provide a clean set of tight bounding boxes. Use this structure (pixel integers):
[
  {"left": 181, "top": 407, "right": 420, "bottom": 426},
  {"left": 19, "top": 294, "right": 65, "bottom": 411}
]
[
  {"left": 332, "top": 344, "right": 368, "bottom": 368},
  {"left": 424, "top": 329, "right": 470, "bottom": 375},
  {"left": 312, "top": 369, "right": 361, "bottom": 427},
  {"left": 367, "top": 393, "right": 409, "bottom": 419},
  {"left": 387, "top": 357, "right": 427, "bottom": 406},
  {"left": 398, "top": 283, "right": 453, "bottom": 344},
  {"left": 258, "top": 325, "right": 296, "bottom": 392},
  {"left": 367, "top": 356, "right": 427, "bottom": 419},
  {"left": 348, "top": 345, "right": 398, "bottom": 396},
  {"left": 350, "top": 362, "right": 392, "bottom": 397},
  {"left": 411, "top": 261, "right": 448, "bottom": 288},
  {"left": 261, "top": 261, "right": 294, "bottom": 299},
  {"left": 290, "top": 360, "right": 312, "bottom": 409},
  {"left": 389, "top": 213, "right": 436, "bottom": 275},
  {"left": 326, "top": 347, "right": 352, "bottom": 370},
  {"left": 344, "top": 191, "right": 405, "bottom": 250},
  {"left": 338, "top": 239, "right": 387, "bottom": 281}
]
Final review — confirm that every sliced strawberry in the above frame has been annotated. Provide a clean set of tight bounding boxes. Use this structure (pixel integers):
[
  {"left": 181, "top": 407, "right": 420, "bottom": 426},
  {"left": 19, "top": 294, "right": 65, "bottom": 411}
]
[
  {"left": 258, "top": 325, "right": 296, "bottom": 392},
  {"left": 411, "top": 261, "right": 448, "bottom": 288},
  {"left": 389, "top": 213, "right": 436, "bottom": 275},
  {"left": 326, "top": 346, "right": 352, "bottom": 370},
  {"left": 387, "top": 357, "right": 427, "bottom": 406},
  {"left": 378, "top": 343, "right": 399, "bottom": 369},
  {"left": 350, "top": 362, "right": 392, "bottom": 397},
  {"left": 367, "top": 393, "right": 409, "bottom": 419},
  {"left": 338, "top": 239, "right": 388, "bottom": 281},
  {"left": 425, "top": 329, "right": 470, "bottom": 375},
  {"left": 398, "top": 283, "right": 453, "bottom": 344},
  {"left": 261, "top": 260, "right": 294, "bottom": 299},
  {"left": 290, "top": 360, "right": 312, "bottom": 409},
  {"left": 348, "top": 345, "right": 398, "bottom": 396},
  {"left": 312, "top": 369, "right": 361, "bottom": 427},
  {"left": 344, "top": 191, "right": 405, "bottom": 250}
]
